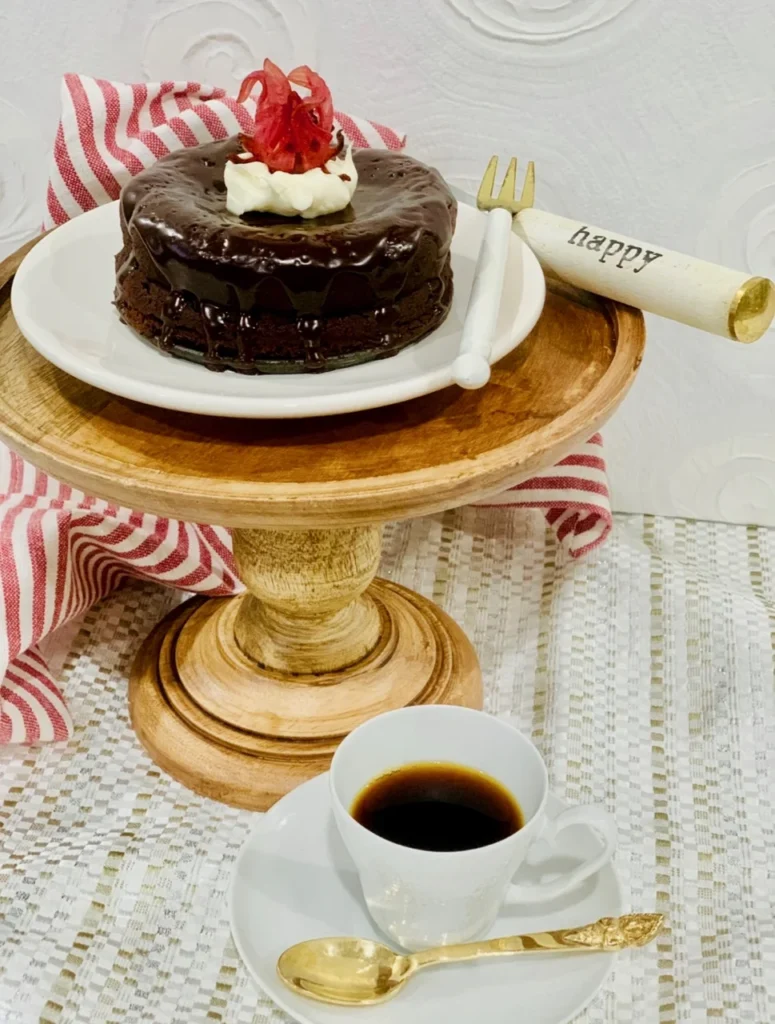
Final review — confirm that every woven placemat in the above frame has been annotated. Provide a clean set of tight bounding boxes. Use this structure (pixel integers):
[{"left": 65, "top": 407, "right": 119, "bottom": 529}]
[{"left": 2, "top": 511, "right": 774, "bottom": 1023}]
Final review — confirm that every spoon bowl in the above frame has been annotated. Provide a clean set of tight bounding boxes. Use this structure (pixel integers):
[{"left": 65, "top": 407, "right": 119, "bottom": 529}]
[{"left": 278, "top": 937, "right": 414, "bottom": 1005}]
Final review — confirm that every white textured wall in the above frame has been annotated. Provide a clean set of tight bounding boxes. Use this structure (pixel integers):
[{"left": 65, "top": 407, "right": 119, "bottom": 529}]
[{"left": 2, "top": 0, "right": 774, "bottom": 524}]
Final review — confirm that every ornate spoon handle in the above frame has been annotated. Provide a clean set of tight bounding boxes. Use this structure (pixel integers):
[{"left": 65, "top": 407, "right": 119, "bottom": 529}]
[{"left": 409, "top": 914, "right": 663, "bottom": 971}]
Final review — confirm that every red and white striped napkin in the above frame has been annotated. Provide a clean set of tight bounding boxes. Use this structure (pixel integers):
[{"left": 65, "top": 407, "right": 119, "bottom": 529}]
[{"left": 0, "top": 75, "right": 612, "bottom": 746}]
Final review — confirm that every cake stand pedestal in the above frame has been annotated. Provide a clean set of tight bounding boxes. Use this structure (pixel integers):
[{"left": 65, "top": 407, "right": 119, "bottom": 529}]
[{"left": 0, "top": 241, "right": 645, "bottom": 809}]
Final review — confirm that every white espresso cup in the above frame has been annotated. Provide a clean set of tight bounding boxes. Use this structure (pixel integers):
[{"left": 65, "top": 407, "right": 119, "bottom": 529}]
[{"left": 330, "top": 705, "right": 617, "bottom": 951}]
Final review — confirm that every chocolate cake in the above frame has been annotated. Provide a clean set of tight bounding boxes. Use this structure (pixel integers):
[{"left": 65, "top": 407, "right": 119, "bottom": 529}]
[{"left": 114, "top": 138, "right": 457, "bottom": 374}]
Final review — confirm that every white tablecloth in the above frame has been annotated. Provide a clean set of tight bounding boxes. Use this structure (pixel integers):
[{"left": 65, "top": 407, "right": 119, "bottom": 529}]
[{"left": 2, "top": 512, "right": 774, "bottom": 1023}]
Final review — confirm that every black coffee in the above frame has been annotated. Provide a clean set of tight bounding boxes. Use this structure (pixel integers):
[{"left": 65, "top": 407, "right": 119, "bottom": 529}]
[{"left": 351, "top": 761, "right": 524, "bottom": 852}]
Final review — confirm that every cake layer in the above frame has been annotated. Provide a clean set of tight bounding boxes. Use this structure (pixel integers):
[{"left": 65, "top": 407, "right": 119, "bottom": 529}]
[{"left": 115, "top": 262, "right": 453, "bottom": 374}]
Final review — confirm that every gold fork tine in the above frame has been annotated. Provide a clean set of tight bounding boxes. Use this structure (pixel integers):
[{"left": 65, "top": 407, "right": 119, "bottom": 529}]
[
  {"left": 476, "top": 156, "right": 536, "bottom": 214},
  {"left": 521, "top": 160, "right": 536, "bottom": 210},
  {"left": 497, "top": 157, "right": 518, "bottom": 206},
  {"left": 477, "top": 156, "right": 499, "bottom": 209}
]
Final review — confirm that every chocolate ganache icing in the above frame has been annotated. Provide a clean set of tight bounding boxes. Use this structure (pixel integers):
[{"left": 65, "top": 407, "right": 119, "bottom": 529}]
[{"left": 114, "top": 137, "right": 457, "bottom": 373}]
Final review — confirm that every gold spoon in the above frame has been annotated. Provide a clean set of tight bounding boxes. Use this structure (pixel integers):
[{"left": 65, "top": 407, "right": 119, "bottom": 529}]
[{"left": 277, "top": 913, "right": 663, "bottom": 1006}]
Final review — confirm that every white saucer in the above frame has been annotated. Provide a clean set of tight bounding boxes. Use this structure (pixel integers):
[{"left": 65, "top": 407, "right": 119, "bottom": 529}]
[
  {"left": 230, "top": 773, "right": 622, "bottom": 1024},
  {"left": 11, "top": 201, "right": 545, "bottom": 419}
]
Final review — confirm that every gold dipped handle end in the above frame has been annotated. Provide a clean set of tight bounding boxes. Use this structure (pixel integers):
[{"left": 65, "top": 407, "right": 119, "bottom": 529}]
[{"left": 729, "top": 276, "right": 775, "bottom": 343}]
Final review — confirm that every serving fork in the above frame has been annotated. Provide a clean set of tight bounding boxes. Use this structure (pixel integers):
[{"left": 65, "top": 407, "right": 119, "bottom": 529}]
[{"left": 451, "top": 158, "right": 537, "bottom": 389}]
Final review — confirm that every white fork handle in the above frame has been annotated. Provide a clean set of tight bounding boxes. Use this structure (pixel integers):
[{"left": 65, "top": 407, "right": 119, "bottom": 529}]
[
  {"left": 452, "top": 207, "right": 513, "bottom": 389},
  {"left": 513, "top": 208, "right": 775, "bottom": 343}
]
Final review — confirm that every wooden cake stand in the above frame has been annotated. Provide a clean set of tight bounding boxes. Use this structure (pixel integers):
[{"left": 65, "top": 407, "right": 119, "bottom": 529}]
[{"left": 0, "top": 241, "right": 644, "bottom": 809}]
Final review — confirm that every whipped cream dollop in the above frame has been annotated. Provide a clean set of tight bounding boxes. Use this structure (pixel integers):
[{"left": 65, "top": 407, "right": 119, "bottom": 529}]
[{"left": 225, "top": 145, "right": 358, "bottom": 219}]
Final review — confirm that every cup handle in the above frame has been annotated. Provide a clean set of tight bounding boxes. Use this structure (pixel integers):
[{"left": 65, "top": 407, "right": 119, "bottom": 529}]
[{"left": 505, "top": 805, "right": 617, "bottom": 905}]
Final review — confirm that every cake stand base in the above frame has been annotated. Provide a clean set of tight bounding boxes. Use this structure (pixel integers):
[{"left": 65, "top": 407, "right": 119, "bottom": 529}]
[{"left": 129, "top": 579, "right": 482, "bottom": 810}]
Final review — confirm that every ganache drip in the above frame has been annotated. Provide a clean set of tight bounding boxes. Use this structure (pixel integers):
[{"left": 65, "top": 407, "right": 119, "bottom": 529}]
[{"left": 160, "top": 291, "right": 188, "bottom": 350}]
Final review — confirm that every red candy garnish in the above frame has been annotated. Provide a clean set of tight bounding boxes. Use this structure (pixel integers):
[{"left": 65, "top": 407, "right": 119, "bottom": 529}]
[{"left": 236, "top": 59, "right": 343, "bottom": 173}]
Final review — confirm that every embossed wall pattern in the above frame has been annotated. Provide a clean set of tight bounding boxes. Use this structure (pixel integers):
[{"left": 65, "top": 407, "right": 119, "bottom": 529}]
[{"left": 2, "top": 0, "right": 774, "bottom": 525}]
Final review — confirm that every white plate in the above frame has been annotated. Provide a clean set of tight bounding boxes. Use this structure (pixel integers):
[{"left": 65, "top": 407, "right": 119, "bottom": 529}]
[
  {"left": 230, "top": 773, "right": 622, "bottom": 1024},
  {"left": 11, "top": 201, "right": 545, "bottom": 419}
]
